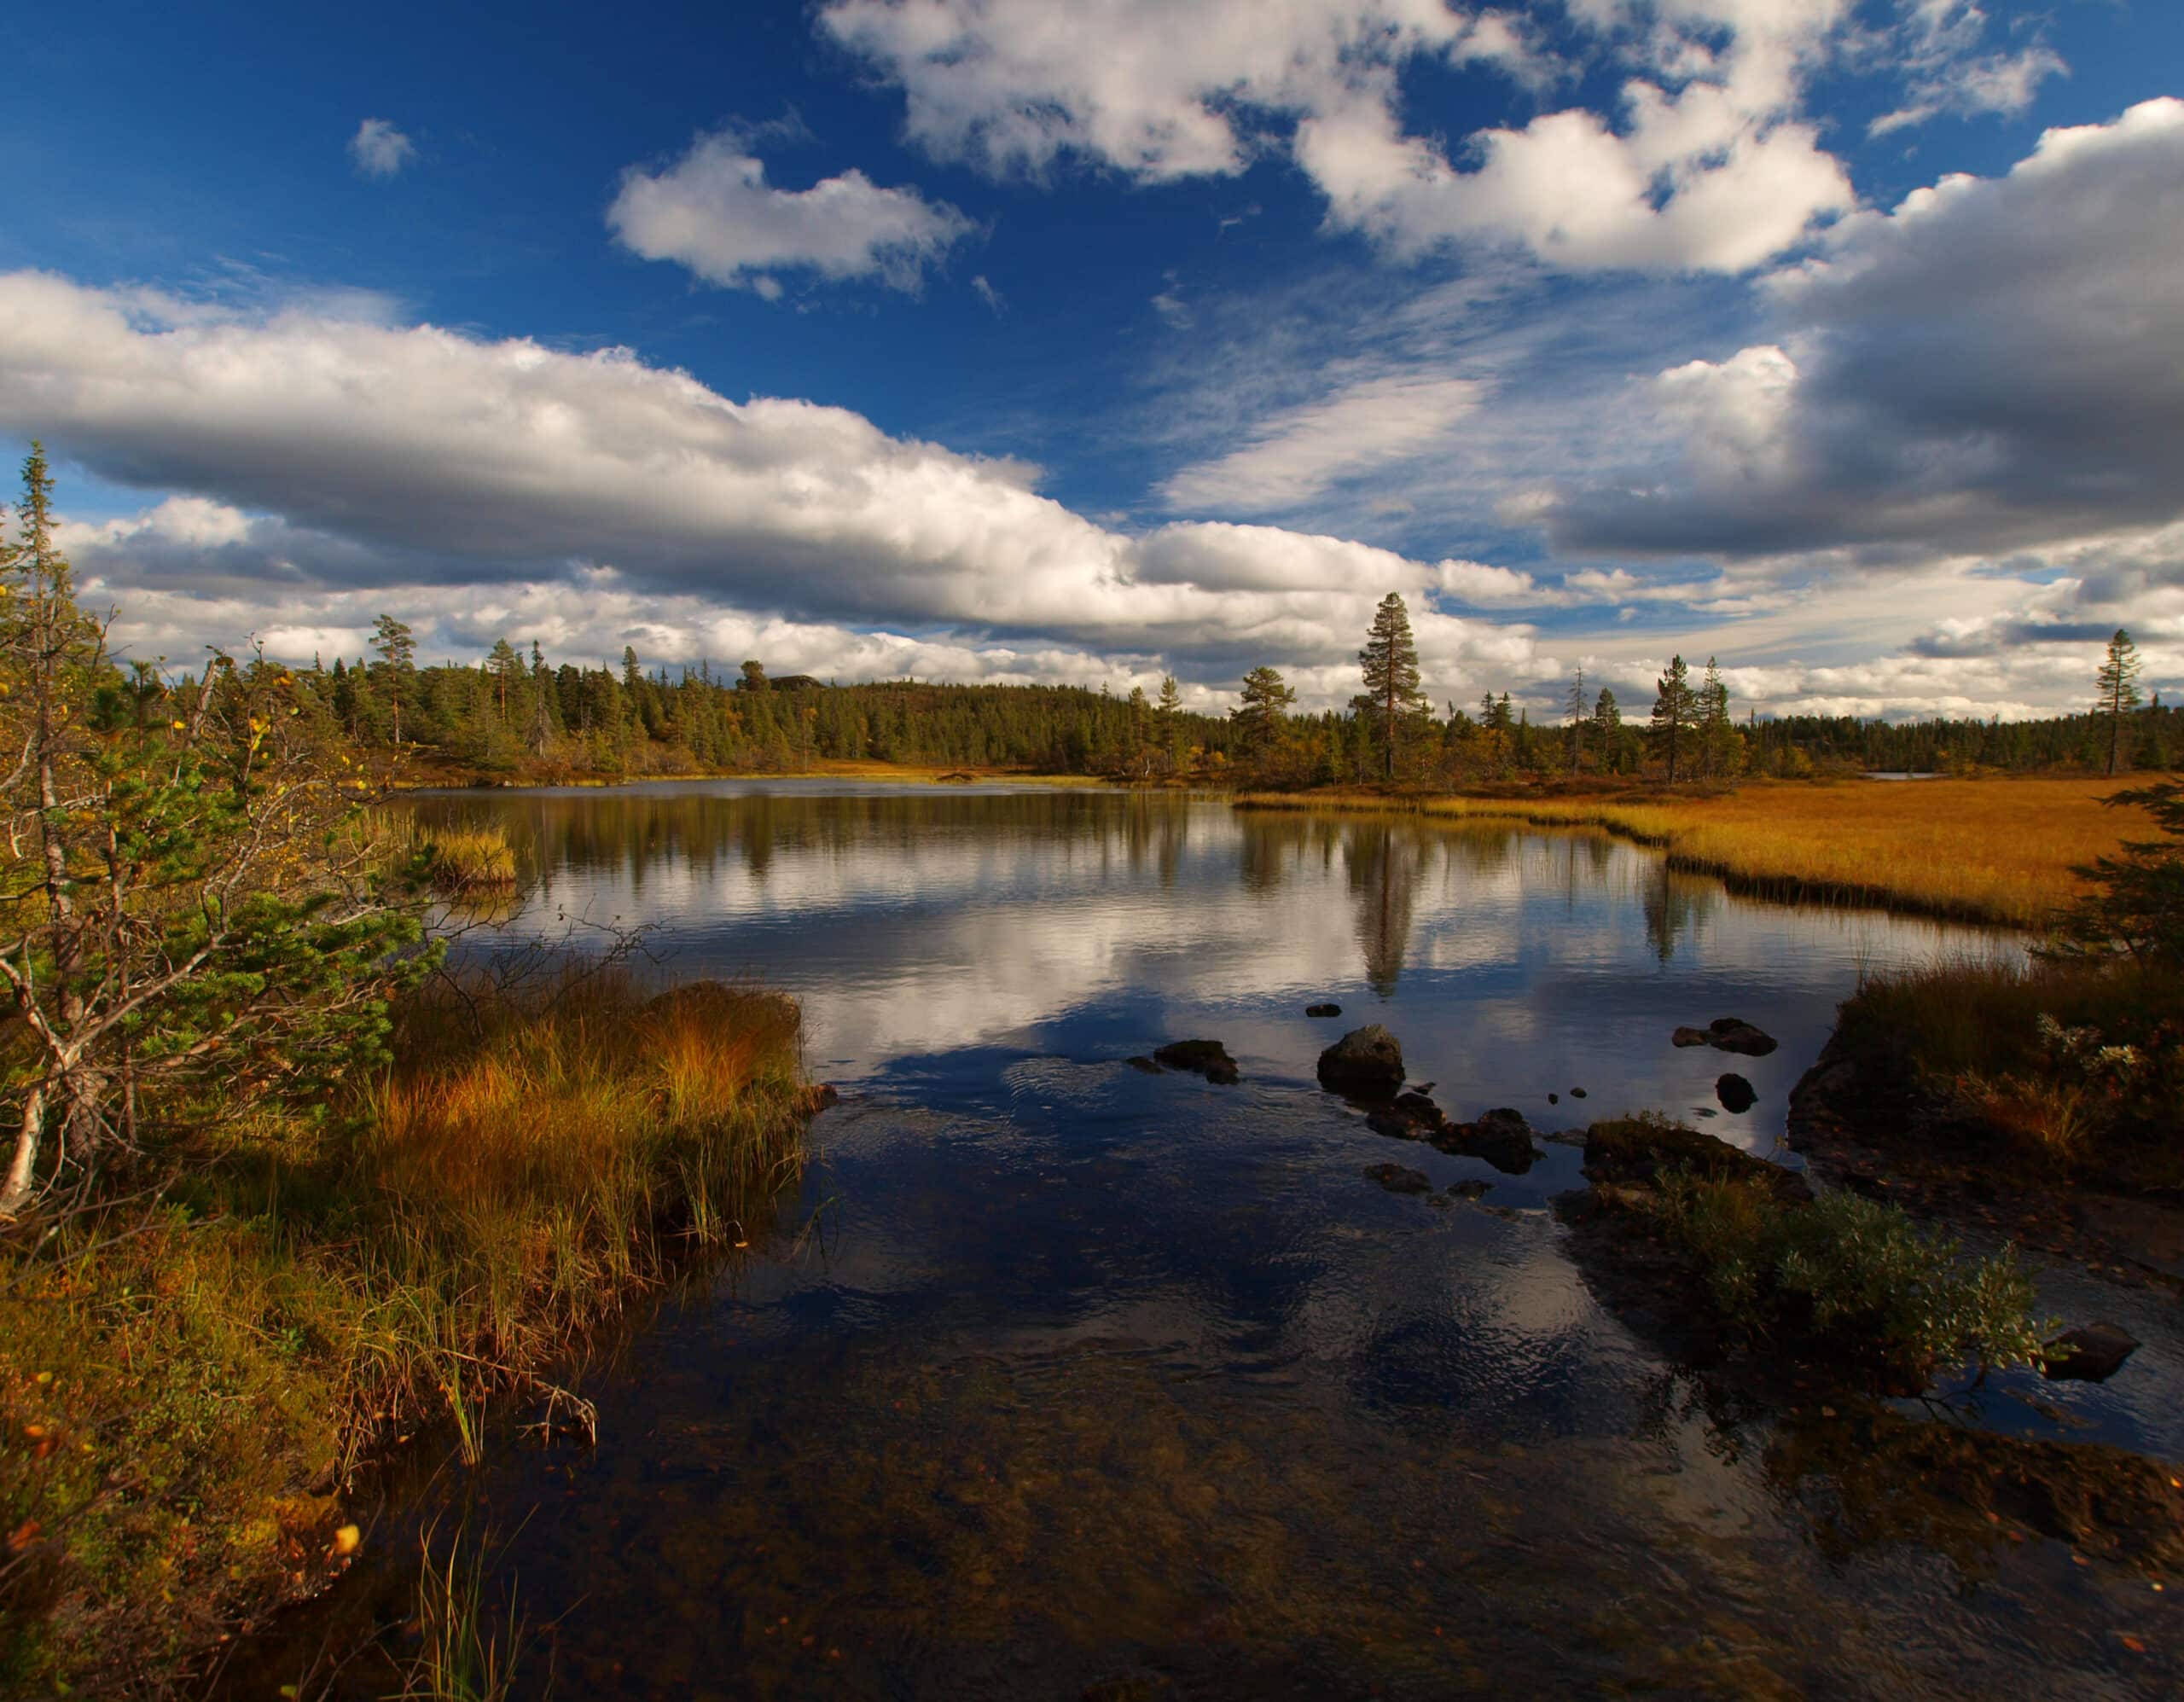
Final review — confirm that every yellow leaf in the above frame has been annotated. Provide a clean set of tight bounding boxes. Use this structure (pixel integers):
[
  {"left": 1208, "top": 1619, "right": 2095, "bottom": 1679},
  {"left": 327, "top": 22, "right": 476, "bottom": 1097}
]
[{"left": 331, "top": 1524, "right": 362, "bottom": 1557}]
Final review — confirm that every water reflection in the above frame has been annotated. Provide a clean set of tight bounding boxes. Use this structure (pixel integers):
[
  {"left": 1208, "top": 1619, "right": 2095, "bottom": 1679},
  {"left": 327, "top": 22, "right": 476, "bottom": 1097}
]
[{"left": 247, "top": 783, "right": 2180, "bottom": 1700}]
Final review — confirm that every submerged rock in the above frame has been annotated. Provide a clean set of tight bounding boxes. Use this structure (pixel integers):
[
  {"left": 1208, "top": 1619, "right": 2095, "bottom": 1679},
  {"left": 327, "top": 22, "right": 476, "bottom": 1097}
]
[
  {"left": 1431, "top": 1107, "right": 1540, "bottom": 1176},
  {"left": 1708, "top": 1017, "right": 1780, "bottom": 1057},
  {"left": 2043, "top": 1322, "right": 2141, "bottom": 1383},
  {"left": 1306, "top": 1002, "right": 1342, "bottom": 1018},
  {"left": 1716, "top": 1072, "right": 1757, "bottom": 1114},
  {"left": 1449, "top": 1178, "right": 1493, "bottom": 1200},
  {"left": 1362, "top": 1162, "right": 1433, "bottom": 1194},
  {"left": 1152, "top": 1039, "right": 1240, "bottom": 1083},
  {"left": 1367, "top": 1089, "right": 1448, "bottom": 1141},
  {"left": 1672, "top": 1018, "right": 1780, "bottom": 1057},
  {"left": 1317, "top": 1025, "right": 1405, "bottom": 1099},
  {"left": 1125, "top": 1055, "right": 1164, "bottom": 1075}
]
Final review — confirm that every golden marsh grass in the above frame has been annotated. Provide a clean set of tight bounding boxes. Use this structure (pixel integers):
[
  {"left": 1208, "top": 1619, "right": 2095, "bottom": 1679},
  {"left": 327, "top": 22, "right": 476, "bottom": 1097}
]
[{"left": 1235, "top": 778, "right": 2146, "bottom": 926}]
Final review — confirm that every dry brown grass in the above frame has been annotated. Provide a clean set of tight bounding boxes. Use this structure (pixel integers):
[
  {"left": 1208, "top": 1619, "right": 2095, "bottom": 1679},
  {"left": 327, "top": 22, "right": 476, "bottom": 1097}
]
[{"left": 1236, "top": 778, "right": 2142, "bottom": 925}]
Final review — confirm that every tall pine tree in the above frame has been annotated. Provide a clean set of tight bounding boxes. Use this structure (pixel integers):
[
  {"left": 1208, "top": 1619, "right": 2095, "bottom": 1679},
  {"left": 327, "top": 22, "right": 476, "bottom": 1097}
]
[{"left": 1357, "top": 592, "right": 1426, "bottom": 781}]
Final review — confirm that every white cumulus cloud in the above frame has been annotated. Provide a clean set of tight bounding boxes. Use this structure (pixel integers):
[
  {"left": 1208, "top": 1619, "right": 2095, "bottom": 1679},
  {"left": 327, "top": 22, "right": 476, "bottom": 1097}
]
[{"left": 607, "top": 134, "right": 975, "bottom": 294}]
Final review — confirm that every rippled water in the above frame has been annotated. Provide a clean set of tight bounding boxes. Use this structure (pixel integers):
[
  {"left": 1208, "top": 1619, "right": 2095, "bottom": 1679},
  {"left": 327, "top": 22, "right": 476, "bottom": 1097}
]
[{"left": 228, "top": 784, "right": 2179, "bottom": 1699}]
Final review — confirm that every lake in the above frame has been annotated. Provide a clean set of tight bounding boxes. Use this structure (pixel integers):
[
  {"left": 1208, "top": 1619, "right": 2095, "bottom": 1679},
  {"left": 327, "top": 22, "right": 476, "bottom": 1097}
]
[{"left": 229, "top": 782, "right": 2180, "bottom": 1699}]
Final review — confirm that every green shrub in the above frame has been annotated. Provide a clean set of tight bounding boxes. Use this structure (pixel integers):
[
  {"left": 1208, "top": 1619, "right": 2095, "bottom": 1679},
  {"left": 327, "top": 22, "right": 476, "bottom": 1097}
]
[{"left": 1652, "top": 1171, "right": 2047, "bottom": 1388}]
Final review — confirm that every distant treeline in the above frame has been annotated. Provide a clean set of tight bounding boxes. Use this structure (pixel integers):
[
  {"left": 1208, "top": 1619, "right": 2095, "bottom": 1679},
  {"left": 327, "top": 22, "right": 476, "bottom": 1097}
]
[{"left": 157, "top": 616, "right": 2169, "bottom": 784}]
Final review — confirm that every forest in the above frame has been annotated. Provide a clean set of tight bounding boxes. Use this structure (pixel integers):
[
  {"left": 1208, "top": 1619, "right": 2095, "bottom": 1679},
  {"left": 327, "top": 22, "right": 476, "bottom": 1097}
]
[{"left": 233, "top": 609, "right": 2170, "bottom": 787}]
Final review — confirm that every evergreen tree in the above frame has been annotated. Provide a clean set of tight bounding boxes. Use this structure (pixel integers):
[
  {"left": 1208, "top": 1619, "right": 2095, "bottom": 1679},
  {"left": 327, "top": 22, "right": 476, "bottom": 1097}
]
[
  {"left": 487, "top": 637, "right": 522, "bottom": 726},
  {"left": 1565, "top": 667, "right": 1588, "bottom": 772},
  {"left": 1698, "top": 656, "right": 1735, "bottom": 779},
  {"left": 2097, "top": 628, "right": 2143, "bottom": 777},
  {"left": 370, "top": 613, "right": 415, "bottom": 746},
  {"left": 1235, "top": 665, "right": 1297, "bottom": 757},
  {"left": 1593, "top": 688, "right": 1622, "bottom": 775},
  {"left": 739, "top": 659, "right": 770, "bottom": 693},
  {"left": 1357, "top": 591, "right": 1426, "bottom": 781},
  {"left": 1650, "top": 654, "right": 1697, "bottom": 783}
]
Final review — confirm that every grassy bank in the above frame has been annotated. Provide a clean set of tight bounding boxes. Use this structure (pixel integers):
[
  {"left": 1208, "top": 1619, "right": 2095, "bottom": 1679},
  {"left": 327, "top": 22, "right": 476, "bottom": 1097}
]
[
  {"left": 0, "top": 974, "right": 816, "bottom": 1694},
  {"left": 1234, "top": 778, "right": 2140, "bottom": 927},
  {"left": 391, "top": 752, "right": 1112, "bottom": 791}
]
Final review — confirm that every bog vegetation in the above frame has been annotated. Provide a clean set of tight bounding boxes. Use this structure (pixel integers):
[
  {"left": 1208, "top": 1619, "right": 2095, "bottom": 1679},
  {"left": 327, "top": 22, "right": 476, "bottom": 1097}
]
[{"left": 0, "top": 448, "right": 819, "bottom": 1693}]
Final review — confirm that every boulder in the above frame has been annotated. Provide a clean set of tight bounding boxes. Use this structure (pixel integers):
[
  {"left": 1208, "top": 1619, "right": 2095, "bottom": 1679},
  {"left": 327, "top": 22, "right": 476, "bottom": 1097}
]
[
  {"left": 1672, "top": 1026, "right": 1711, "bottom": 1049},
  {"left": 1716, "top": 1072, "right": 1757, "bottom": 1114},
  {"left": 2043, "top": 1322, "right": 2141, "bottom": 1383},
  {"left": 1707, "top": 1017, "right": 1779, "bottom": 1057},
  {"left": 1570, "top": 1087, "right": 1588, "bottom": 1099},
  {"left": 1306, "top": 1002, "right": 1342, "bottom": 1018},
  {"left": 1317, "top": 1025, "right": 1406, "bottom": 1099},
  {"left": 1152, "top": 1039, "right": 1240, "bottom": 1084},
  {"left": 1368, "top": 1090, "right": 1448, "bottom": 1141},
  {"left": 1362, "top": 1162, "right": 1433, "bottom": 1194}
]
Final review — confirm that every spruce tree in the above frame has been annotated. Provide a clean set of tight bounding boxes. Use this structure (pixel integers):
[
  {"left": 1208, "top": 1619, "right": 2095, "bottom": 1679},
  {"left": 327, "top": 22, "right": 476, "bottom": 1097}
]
[
  {"left": 1593, "top": 688, "right": 1621, "bottom": 775},
  {"left": 1565, "top": 667, "right": 1588, "bottom": 772},
  {"left": 2097, "top": 628, "right": 2143, "bottom": 777},
  {"left": 1358, "top": 592, "right": 1426, "bottom": 781}
]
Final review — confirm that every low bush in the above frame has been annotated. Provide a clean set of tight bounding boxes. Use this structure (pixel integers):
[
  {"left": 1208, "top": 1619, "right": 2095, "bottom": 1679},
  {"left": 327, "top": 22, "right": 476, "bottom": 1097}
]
[{"left": 1650, "top": 1170, "right": 2047, "bottom": 1390}]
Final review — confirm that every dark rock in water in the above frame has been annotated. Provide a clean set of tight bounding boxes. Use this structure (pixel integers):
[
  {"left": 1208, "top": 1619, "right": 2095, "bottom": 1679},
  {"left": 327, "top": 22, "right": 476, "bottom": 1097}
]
[
  {"left": 1571, "top": 1087, "right": 1587, "bottom": 1099},
  {"left": 1153, "top": 1039, "right": 1240, "bottom": 1083},
  {"left": 1582, "top": 1118, "right": 1801, "bottom": 1194},
  {"left": 2044, "top": 1322, "right": 2141, "bottom": 1382},
  {"left": 1707, "top": 1017, "right": 1779, "bottom": 1057},
  {"left": 1362, "top": 1162, "right": 1433, "bottom": 1194},
  {"left": 1368, "top": 1090, "right": 1448, "bottom": 1141},
  {"left": 1449, "top": 1178, "right": 1493, "bottom": 1200},
  {"left": 1693, "top": 1107, "right": 1717, "bottom": 1118},
  {"left": 1548, "top": 1092, "right": 1560, "bottom": 1105},
  {"left": 1716, "top": 1072, "right": 1757, "bottom": 1114},
  {"left": 1432, "top": 1107, "right": 1539, "bottom": 1175},
  {"left": 1125, "top": 1055, "right": 1164, "bottom": 1074},
  {"left": 1672, "top": 1026, "right": 1711, "bottom": 1049},
  {"left": 1306, "top": 1002, "right": 1342, "bottom": 1018},
  {"left": 1317, "top": 1025, "right": 1406, "bottom": 1099}
]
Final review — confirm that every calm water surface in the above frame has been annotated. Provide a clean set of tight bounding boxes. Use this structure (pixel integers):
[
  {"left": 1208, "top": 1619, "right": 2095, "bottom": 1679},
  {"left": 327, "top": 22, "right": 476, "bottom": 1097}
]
[{"left": 238, "top": 784, "right": 2181, "bottom": 1699}]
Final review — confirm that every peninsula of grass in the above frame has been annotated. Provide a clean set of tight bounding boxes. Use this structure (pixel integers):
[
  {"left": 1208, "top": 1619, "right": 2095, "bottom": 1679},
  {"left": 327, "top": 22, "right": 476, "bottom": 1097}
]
[
  {"left": 0, "top": 974, "right": 820, "bottom": 1696},
  {"left": 1234, "top": 777, "right": 2141, "bottom": 927}
]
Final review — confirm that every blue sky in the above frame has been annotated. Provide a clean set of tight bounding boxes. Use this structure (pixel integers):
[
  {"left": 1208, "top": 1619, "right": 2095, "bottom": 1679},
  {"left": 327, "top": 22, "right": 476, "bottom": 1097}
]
[{"left": 3, "top": 1, "right": 2181, "bottom": 719}]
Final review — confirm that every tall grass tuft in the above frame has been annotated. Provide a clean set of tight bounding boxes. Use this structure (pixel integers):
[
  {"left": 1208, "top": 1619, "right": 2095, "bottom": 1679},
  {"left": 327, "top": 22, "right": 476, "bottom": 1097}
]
[
  {"left": 421, "top": 822, "right": 520, "bottom": 897},
  {"left": 396, "top": 1519, "right": 528, "bottom": 1702}
]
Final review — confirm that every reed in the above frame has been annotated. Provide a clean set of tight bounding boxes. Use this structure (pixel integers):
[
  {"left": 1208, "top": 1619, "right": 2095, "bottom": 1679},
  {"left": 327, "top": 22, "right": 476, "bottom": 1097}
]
[{"left": 1235, "top": 778, "right": 2142, "bottom": 927}]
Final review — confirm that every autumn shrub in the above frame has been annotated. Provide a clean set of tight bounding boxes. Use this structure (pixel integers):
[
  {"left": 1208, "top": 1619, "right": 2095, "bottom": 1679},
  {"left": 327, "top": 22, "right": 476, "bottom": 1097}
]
[{"left": 1650, "top": 1170, "right": 2046, "bottom": 1390}]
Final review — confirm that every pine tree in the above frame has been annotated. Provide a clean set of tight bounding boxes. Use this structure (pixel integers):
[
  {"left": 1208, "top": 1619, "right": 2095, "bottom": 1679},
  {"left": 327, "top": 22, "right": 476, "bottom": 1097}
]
[
  {"left": 370, "top": 613, "right": 415, "bottom": 746},
  {"left": 1357, "top": 591, "right": 1426, "bottom": 781},
  {"left": 1650, "top": 655, "right": 1697, "bottom": 783},
  {"left": 1235, "top": 665, "right": 1297, "bottom": 757},
  {"left": 2097, "top": 628, "right": 2143, "bottom": 777},
  {"left": 487, "top": 637, "right": 522, "bottom": 726}
]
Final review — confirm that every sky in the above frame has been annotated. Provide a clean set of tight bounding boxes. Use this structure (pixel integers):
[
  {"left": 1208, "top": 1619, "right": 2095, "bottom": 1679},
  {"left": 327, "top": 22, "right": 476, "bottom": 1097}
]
[{"left": 3, "top": 0, "right": 2181, "bottom": 723}]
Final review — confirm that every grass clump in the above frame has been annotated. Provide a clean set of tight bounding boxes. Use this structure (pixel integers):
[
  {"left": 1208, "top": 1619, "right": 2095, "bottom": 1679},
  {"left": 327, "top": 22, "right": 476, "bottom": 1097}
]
[
  {"left": 1838, "top": 956, "right": 2184, "bottom": 1185},
  {"left": 421, "top": 822, "right": 520, "bottom": 897},
  {"left": 1650, "top": 1169, "right": 2047, "bottom": 1390},
  {"left": 0, "top": 973, "right": 813, "bottom": 1694}
]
